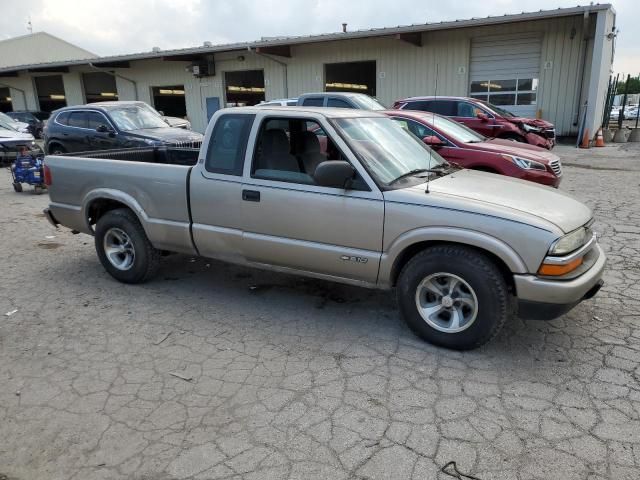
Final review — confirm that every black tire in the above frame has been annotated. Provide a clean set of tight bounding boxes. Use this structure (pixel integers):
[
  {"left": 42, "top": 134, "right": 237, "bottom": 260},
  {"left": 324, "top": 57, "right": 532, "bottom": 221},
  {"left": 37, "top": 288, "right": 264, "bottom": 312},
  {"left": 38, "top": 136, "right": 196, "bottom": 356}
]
[
  {"left": 94, "top": 208, "right": 160, "bottom": 284},
  {"left": 396, "top": 245, "right": 510, "bottom": 350},
  {"left": 13, "top": 182, "right": 23, "bottom": 192},
  {"left": 48, "top": 144, "right": 66, "bottom": 155}
]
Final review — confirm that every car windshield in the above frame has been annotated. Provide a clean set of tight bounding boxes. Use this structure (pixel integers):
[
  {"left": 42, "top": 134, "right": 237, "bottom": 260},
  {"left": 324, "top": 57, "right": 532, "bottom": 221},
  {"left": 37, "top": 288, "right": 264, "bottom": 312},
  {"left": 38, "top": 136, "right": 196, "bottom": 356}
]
[
  {"left": 426, "top": 115, "right": 486, "bottom": 143},
  {"left": 8, "top": 113, "right": 31, "bottom": 122},
  {"left": 0, "top": 113, "right": 18, "bottom": 131},
  {"left": 351, "top": 95, "right": 387, "bottom": 110},
  {"left": 334, "top": 117, "right": 446, "bottom": 186},
  {"left": 479, "top": 101, "right": 515, "bottom": 118},
  {"left": 107, "top": 106, "right": 168, "bottom": 131}
]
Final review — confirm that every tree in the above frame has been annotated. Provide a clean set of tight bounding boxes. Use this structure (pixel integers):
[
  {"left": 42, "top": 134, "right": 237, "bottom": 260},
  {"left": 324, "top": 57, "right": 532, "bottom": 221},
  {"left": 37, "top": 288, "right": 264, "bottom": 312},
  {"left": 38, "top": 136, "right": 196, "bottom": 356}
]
[{"left": 616, "top": 76, "right": 640, "bottom": 95}]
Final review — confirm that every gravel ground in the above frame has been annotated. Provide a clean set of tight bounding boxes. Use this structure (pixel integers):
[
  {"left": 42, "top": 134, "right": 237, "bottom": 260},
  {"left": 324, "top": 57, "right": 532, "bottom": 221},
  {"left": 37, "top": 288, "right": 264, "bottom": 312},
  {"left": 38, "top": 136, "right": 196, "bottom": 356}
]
[{"left": 0, "top": 144, "right": 639, "bottom": 480}]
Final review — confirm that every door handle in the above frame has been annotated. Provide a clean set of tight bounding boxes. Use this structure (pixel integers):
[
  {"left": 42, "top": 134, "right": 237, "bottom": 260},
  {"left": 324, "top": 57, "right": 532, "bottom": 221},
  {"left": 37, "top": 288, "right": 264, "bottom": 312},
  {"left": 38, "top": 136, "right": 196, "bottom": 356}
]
[{"left": 242, "top": 189, "right": 260, "bottom": 202}]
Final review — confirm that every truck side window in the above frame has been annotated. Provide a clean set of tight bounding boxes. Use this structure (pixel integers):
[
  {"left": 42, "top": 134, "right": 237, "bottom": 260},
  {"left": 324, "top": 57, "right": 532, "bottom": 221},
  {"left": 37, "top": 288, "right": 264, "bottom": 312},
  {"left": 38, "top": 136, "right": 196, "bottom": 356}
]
[
  {"left": 327, "top": 98, "right": 352, "bottom": 108},
  {"left": 301, "top": 97, "right": 324, "bottom": 107},
  {"left": 205, "top": 114, "right": 254, "bottom": 175},
  {"left": 251, "top": 117, "right": 368, "bottom": 190}
]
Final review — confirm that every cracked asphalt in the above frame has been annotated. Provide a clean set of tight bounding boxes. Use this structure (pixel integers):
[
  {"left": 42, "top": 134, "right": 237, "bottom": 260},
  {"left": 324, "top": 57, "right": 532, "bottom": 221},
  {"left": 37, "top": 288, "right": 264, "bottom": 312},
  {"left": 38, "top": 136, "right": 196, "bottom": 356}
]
[{"left": 1, "top": 143, "right": 639, "bottom": 480}]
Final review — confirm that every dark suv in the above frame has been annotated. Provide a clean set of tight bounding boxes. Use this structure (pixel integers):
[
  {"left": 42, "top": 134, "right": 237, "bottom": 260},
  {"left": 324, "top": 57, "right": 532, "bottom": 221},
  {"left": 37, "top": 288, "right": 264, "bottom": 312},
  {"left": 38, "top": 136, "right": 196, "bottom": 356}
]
[
  {"left": 392, "top": 96, "right": 555, "bottom": 149},
  {"left": 44, "top": 103, "right": 203, "bottom": 154}
]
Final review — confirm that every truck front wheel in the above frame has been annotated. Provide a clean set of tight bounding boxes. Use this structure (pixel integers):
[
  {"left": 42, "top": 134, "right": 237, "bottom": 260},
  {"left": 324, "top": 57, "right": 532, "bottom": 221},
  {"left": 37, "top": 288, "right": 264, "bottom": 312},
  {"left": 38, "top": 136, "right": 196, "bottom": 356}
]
[
  {"left": 397, "top": 245, "right": 510, "bottom": 350},
  {"left": 94, "top": 208, "right": 160, "bottom": 284}
]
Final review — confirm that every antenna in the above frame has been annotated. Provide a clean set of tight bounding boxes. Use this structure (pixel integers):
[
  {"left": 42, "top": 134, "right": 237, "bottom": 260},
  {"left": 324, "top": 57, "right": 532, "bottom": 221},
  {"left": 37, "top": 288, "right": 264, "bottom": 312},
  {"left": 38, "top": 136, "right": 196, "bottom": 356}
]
[
  {"left": 27, "top": 16, "right": 33, "bottom": 34},
  {"left": 425, "top": 62, "right": 439, "bottom": 194}
]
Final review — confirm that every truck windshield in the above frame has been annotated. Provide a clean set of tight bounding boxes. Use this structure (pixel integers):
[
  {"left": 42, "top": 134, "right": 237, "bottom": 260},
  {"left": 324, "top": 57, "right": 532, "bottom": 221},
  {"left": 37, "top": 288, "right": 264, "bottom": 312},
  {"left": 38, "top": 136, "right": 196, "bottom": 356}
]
[
  {"left": 108, "top": 106, "right": 169, "bottom": 131},
  {"left": 334, "top": 117, "right": 446, "bottom": 186}
]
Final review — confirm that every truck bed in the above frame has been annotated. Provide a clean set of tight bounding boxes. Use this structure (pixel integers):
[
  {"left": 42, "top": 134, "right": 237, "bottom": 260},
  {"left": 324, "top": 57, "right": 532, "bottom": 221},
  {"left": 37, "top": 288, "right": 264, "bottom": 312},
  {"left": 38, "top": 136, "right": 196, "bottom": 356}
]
[
  {"left": 61, "top": 146, "right": 199, "bottom": 166},
  {"left": 46, "top": 147, "right": 199, "bottom": 255}
]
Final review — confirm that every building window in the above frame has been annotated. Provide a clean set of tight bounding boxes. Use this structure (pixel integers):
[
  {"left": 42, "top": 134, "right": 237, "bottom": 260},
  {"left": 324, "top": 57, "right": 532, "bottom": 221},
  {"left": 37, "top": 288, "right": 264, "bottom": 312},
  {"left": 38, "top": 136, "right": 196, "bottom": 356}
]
[{"left": 470, "top": 78, "right": 538, "bottom": 107}]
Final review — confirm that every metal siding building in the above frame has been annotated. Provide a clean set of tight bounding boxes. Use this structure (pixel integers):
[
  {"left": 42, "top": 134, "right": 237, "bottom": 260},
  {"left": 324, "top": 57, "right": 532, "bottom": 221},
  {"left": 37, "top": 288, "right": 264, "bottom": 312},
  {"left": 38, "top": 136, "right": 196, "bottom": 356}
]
[{"left": 0, "top": 4, "right": 615, "bottom": 139}]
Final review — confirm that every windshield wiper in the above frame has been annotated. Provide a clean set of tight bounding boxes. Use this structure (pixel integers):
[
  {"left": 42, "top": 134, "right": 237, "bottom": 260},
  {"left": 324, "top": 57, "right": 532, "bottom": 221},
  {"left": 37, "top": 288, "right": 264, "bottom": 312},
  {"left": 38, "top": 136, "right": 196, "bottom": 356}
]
[{"left": 389, "top": 168, "right": 440, "bottom": 185}]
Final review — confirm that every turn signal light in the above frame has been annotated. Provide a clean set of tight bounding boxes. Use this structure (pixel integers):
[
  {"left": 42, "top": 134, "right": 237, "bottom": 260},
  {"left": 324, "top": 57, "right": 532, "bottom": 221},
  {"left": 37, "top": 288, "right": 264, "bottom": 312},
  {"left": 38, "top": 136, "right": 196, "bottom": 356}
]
[{"left": 538, "top": 257, "right": 583, "bottom": 276}]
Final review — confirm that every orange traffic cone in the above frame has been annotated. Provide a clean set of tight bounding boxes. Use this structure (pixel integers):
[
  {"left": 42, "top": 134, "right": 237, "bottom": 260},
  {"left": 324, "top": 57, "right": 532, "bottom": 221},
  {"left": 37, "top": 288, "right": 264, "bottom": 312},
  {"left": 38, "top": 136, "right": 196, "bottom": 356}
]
[
  {"left": 579, "top": 128, "right": 590, "bottom": 149},
  {"left": 595, "top": 128, "right": 605, "bottom": 147}
]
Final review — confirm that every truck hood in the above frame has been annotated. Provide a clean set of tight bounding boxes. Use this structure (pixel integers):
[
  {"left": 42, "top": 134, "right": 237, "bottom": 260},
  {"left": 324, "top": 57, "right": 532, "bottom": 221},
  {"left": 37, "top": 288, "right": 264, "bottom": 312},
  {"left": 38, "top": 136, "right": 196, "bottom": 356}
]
[
  {"left": 471, "top": 139, "right": 560, "bottom": 164},
  {"left": 394, "top": 169, "right": 591, "bottom": 233},
  {"left": 127, "top": 127, "right": 203, "bottom": 143}
]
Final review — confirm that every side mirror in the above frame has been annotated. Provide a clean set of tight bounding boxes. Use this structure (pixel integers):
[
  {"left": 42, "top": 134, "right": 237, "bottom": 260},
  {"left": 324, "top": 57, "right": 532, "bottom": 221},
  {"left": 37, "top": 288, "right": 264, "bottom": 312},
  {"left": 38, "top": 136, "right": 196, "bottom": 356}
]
[
  {"left": 422, "top": 135, "right": 444, "bottom": 147},
  {"left": 477, "top": 112, "right": 489, "bottom": 122},
  {"left": 314, "top": 161, "right": 356, "bottom": 189},
  {"left": 96, "top": 124, "right": 109, "bottom": 133}
]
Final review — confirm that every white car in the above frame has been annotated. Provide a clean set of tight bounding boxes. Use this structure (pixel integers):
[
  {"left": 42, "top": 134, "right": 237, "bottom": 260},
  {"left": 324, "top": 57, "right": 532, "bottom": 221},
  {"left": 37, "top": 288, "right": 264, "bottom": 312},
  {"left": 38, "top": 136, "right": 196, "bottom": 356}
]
[
  {"left": 0, "top": 127, "right": 39, "bottom": 165},
  {"left": 0, "top": 112, "right": 30, "bottom": 134}
]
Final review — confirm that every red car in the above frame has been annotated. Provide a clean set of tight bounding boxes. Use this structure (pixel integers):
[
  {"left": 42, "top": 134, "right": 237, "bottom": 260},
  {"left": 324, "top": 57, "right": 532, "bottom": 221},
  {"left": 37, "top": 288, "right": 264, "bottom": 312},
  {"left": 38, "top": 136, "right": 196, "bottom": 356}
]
[
  {"left": 385, "top": 110, "right": 562, "bottom": 187},
  {"left": 392, "top": 96, "right": 555, "bottom": 149}
]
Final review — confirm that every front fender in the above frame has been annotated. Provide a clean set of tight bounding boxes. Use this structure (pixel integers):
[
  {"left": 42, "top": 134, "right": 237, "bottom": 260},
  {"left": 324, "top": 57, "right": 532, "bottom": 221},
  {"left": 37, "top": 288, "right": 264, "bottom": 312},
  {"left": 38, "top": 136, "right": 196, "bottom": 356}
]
[{"left": 378, "top": 226, "right": 528, "bottom": 288}]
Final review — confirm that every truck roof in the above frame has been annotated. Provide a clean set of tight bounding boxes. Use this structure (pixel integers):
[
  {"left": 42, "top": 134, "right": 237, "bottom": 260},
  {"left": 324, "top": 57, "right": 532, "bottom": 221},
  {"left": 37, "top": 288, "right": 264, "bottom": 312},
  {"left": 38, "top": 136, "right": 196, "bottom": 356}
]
[{"left": 230, "top": 106, "right": 386, "bottom": 119}]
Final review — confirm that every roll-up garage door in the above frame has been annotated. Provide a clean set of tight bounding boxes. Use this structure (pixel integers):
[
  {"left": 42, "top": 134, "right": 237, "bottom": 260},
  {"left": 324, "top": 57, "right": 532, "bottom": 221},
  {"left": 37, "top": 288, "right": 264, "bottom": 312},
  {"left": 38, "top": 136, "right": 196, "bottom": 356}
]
[{"left": 469, "top": 33, "right": 542, "bottom": 118}]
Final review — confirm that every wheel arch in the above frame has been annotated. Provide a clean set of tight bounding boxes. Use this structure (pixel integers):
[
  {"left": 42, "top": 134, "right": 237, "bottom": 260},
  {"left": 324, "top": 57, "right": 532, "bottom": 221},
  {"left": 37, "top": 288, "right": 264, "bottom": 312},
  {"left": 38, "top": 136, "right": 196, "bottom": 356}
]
[
  {"left": 45, "top": 139, "right": 66, "bottom": 154},
  {"left": 381, "top": 227, "right": 528, "bottom": 290},
  {"left": 83, "top": 189, "right": 149, "bottom": 235}
]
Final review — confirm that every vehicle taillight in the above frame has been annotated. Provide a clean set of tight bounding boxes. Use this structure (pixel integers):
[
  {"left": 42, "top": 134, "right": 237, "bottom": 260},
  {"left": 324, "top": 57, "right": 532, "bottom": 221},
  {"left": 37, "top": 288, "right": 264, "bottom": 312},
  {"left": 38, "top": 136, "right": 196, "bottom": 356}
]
[{"left": 44, "top": 164, "right": 52, "bottom": 186}]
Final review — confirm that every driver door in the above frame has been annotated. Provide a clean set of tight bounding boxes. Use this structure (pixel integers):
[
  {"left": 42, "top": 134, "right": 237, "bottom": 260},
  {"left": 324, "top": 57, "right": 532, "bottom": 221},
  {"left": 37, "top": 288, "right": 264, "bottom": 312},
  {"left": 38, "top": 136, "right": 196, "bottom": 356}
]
[{"left": 240, "top": 115, "right": 384, "bottom": 284}]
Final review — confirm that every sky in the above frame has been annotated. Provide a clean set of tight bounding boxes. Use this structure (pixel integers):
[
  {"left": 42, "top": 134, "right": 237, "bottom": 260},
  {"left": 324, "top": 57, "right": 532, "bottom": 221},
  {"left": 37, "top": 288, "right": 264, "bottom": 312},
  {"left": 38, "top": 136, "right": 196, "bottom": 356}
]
[{"left": 1, "top": 0, "right": 637, "bottom": 75}]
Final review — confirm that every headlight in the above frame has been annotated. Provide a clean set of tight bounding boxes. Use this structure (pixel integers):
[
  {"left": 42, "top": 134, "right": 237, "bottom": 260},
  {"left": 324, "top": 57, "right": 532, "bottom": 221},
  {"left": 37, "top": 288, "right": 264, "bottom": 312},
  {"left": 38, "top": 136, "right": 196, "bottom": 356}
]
[
  {"left": 549, "top": 227, "right": 591, "bottom": 256},
  {"left": 501, "top": 154, "right": 547, "bottom": 171},
  {"left": 522, "top": 123, "right": 542, "bottom": 133}
]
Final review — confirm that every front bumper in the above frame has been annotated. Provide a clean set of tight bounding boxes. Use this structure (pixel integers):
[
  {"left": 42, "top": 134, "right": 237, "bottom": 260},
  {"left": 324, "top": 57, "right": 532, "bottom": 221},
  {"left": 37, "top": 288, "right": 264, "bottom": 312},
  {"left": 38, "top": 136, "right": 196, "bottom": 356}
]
[
  {"left": 524, "top": 132, "right": 554, "bottom": 150},
  {"left": 514, "top": 243, "right": 606, "bottom": 320},
  {"left": 518, "top": 169, "right": 561, "bottom": 188}
]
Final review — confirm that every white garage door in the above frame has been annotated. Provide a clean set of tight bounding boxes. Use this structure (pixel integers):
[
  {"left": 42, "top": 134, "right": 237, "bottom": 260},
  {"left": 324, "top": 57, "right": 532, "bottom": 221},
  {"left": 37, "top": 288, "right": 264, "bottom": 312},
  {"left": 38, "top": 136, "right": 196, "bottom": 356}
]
[{"left": 469, "top": 33, "right": 542, "bottom": 118}]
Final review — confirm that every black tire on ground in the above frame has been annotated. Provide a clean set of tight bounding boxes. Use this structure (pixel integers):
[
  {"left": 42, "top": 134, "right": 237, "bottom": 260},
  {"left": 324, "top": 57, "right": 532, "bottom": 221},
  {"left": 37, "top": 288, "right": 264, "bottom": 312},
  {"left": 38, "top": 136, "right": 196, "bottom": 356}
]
[
  {"left": 396, "top": 244, "right": 510, "bottom": 350},
  {"left": 94, "top": 208, "right": 160, "bottom": 284},
  {"left": 13, "top": 182, "right": 23, "bottom": 192}
]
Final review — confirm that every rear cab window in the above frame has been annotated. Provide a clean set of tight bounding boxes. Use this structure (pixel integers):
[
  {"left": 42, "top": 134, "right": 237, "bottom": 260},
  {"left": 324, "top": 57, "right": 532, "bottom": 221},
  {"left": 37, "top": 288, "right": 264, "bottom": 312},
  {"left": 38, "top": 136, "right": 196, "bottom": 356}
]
[{"left": 205, "top": 114, "right": 254, "bottom": 175}]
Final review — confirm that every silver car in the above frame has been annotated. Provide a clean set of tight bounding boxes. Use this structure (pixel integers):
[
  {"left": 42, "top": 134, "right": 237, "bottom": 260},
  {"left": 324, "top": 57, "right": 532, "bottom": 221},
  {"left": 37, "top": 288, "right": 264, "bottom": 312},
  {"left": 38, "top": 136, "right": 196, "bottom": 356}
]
[{"left": 44, "top": 107, "right": 605, "bottom": 350}]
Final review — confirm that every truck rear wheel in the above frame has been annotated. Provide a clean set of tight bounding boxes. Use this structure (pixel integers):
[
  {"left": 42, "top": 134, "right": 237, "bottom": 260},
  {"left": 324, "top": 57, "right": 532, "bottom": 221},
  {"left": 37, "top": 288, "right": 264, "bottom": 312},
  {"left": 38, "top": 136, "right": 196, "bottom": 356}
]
[
  {"left": 94, "top": 208, "right": 160, "bottom": 284},
  {"left": 396, "top": 245, "right": 510, "bottom": 350}
]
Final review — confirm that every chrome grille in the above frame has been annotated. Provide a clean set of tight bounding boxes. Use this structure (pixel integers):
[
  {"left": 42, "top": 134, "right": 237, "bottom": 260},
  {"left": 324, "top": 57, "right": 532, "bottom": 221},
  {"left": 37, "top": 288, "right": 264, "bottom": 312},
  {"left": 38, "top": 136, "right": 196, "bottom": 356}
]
[
  {"left": 549, "top": 158, "right": 562, "bottom": 176},
  {"left": 170, "top": 140, "right": 202, "bottom": 149}
]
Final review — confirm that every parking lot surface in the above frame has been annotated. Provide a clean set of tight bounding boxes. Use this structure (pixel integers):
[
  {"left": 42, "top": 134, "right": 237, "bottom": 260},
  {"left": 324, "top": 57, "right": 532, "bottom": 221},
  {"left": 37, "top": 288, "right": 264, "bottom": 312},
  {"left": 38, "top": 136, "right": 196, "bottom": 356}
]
[{"left": 1, "top": 144, "right": 639, "bottom": 480}]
